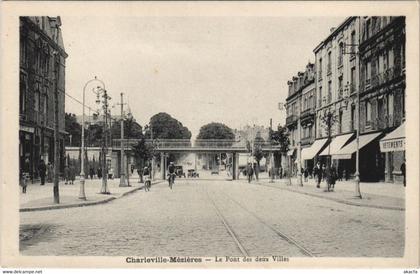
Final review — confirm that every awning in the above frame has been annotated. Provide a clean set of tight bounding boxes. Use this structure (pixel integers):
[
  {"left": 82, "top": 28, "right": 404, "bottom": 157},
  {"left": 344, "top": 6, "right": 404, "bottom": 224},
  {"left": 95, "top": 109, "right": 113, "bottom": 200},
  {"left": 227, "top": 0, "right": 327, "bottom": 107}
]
[
  {"left": 319, "top": 133, "right": 354, "bottom": 156},
  {"left": 332, "top": 132, "right": 382, "bottom": 159},
  {"left": 287, "top": 148, "right": 296, "bottom": 156},
  {"left": 301, "top": 138, "right": 328, "bottom": 160},
  {"left": 380, "top": 123, "right": 405, "bottom": 152}
]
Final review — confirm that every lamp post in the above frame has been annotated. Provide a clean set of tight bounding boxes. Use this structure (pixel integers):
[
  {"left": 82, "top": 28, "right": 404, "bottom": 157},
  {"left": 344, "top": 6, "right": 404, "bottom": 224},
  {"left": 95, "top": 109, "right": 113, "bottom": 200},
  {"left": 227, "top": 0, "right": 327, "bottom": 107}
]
[
  {"left": 321, "top": 109, "right": 337, "bottom": 192},
  {"left": 80, "top": 76, "right": 105, "bottom": 200}
]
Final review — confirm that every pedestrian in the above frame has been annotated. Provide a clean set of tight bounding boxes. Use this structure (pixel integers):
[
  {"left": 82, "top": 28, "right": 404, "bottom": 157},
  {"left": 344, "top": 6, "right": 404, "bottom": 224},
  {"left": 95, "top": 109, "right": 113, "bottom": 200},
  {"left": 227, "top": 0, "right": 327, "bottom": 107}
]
[
  {"left": 304, "top": 168, "right": 309, "bottom": 182},
  {"left": 326, "top": 163, "right": 337, "bottom": 191},
  {"left": 253, "top": 162, "right": 259, "bottom": 181},
  {"left": 20, "top": 169, "right": 28, "bottom": 194},
  {"left": 143, "top": 165, "right": 151, "bottom": 191},
  {"left": 314, "top": 162, "right": 322, "bottom": 188},
  {"left": 321, "top": 164, "right": 326, "bottom": 183},
  {"left": 131, "top": 165, "right": 134, "bottom": 175},
  {"left": 38, "top": 159, "right": 46, "bottom": 185},
  {"left": 400, "top": 160, "right": 406, "bottom": 187},
  {"left": 69, "top": 164, "right": 76, "bottom": 185},
  {"left": 64, "top": 165, "right": 70, "bottom": 185},
  {"left": 246, "top": 163, "right": 254, "bottom": 183},
  {"left": 89, "top": 166, "right": 95, "bottom": 180},
  {"left": 97, "top": 167, "right": 102, "bottom": 179},
  {"left": 47, "top": 162, "right": 54, "bottom": 183}
]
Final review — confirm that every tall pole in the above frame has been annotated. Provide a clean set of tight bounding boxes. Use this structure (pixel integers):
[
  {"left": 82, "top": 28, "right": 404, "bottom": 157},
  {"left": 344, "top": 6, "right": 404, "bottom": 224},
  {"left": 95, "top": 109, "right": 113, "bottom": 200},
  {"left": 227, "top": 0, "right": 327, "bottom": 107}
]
[
  {"left": 354, "top": 17, "right": 362, "bottom": 198},
  {"left": 119, "top": 93, "right": 127, "bottom": 187},
  {"left": 100, "top": 90, "right": 110, "bottom": 194},
  {"left": 80, "top": 77, "right": 105, "bottom": 200},
  {"left": 53, "top": 53, "right": 60, "bottom": 204},
  {"left": 151, "top": 125, "right": 155, "bottom": 180}
]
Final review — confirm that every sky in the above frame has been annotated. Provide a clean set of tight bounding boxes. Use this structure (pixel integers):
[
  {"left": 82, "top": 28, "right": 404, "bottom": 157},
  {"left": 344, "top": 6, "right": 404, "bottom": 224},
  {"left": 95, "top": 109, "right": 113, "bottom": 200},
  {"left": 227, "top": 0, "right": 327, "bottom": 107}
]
[{"left": 61, "top": 16, "right": 345, "bottom": 139}]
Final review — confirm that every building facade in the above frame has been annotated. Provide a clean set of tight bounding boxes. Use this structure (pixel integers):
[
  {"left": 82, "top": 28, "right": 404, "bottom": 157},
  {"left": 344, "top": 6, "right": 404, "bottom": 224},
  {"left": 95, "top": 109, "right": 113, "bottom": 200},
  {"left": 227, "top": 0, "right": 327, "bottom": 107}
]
[
  {"left": 311, "top": 17, "right": 362, "bottom": 180},
  {"left": 285, "top": 63, "right": 315, "bottom": 175},
  {"left": 19, "top": 16, "right": 67, "bottom": 179},
  {"left": 358, "top": 16, "right": 406, "bottom": 182}
]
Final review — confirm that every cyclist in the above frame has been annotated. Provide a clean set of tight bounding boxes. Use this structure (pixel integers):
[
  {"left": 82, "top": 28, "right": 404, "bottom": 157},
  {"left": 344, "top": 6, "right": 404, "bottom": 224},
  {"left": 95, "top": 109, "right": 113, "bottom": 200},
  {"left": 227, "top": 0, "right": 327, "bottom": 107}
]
[{"left": 168, "top": 162, "right": 176, "bottom": 188}]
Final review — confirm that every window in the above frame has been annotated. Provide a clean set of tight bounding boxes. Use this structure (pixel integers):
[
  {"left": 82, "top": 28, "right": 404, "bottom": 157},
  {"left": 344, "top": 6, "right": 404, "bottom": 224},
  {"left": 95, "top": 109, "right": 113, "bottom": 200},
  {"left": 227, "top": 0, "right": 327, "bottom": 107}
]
[
  {"left": 338, "top": 76, "right": 343, "bottom": 97},
  {"left": 366, "top": 61, "right": 371, "bottom": 83},
  {"left": 328, "top": 81, "right": 332, "bottom": 103},
  {"left": 338, "top": 110, "right": 343, "bottom": 133},
  {"left": 351, "top": 105, "right": 356, "bottom": 131},
  {"left": 366, "top": 101, "right": 372, "bottom": 123},
  {"left": 350, "top": 31, "right": 356, "bottom": 55},
  {"left": 319, "top": 86, "right": 323, "bottom": 106},
  {"left": 338, "top": 43, "right": 343, "bottom": 66},
  {"left": 327, "top": 52, "right": 332, "bottom": 72},
  {"left": 319, "top": 58, "right": 323, "bottom": 74},
  {"left": 20, "top": 37, "right": 27, "bottom": 66},
  {"left": 388, "top": 94, "right": 394, "bottom": 118},
  {"left": 19, "top": 74, "right": 26, "bottom": 114},
  {"left": 366, "top": 19, "right": 371, "bottom": 39},
  {"left": 351, "top": 67, "right": 356, "bottom": 92},
  {"left": 34, "top": 91, "right": 40, "bottom": 112}
]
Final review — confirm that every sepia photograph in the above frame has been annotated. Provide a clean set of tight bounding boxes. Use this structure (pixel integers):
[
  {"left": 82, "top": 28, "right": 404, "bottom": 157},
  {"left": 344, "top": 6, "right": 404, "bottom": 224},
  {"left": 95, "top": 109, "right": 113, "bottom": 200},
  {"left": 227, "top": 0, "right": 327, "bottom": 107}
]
[{"left": 1, "top": 1, "right": 419, "bottom": 270}]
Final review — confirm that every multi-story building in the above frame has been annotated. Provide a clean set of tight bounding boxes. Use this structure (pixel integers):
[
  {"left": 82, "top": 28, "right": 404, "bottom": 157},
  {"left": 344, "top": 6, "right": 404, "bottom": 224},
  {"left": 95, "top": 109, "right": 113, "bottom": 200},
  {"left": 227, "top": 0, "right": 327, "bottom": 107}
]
[
  {"left": 312, "top": 17, "right": 361, "bottom": 179},
  {"left": 285, "top": 63, "right": 315, "bottom": 175},
  {"left": 358, "top": 16, "right": 406, "bottom": 182},
  {"left": 19, "top": 16, "right": 68, "bottom": 179}
]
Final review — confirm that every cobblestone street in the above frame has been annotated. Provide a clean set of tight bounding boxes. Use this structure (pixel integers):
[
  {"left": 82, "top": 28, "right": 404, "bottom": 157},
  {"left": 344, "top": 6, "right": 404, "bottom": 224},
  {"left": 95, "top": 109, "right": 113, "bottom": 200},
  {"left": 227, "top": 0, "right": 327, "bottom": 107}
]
[{"left": 20, "top": 179, "right": 405, "bottom": 257}]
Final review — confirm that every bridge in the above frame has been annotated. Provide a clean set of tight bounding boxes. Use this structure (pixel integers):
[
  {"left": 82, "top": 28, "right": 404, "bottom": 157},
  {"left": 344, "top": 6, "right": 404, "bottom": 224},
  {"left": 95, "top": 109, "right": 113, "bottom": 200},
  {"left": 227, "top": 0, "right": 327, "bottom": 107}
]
[
  {"left": 110, "top": 139, "right": 280, "bottom": 180},
  {"left": 112, "top": 139, "right": 281, "bottom": 153}
]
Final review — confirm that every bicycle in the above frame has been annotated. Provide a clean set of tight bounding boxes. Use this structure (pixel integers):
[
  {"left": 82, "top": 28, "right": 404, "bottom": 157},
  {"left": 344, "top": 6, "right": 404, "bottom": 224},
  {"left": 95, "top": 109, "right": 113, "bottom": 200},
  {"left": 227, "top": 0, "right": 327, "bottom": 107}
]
[
  {"left": 168, "top": 173, "right": 175, "bottom": 189},
  {"left": 144, "top": 175, "right": 151, "bottom": 192}
]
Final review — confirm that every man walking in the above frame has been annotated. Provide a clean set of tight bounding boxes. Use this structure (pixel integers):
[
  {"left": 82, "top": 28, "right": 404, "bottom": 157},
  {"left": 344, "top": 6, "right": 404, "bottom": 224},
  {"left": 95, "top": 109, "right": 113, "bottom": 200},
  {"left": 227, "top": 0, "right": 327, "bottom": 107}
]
[
  {"left": 246, "top": 163, "right": 254, "bottom": 183},
  {"left": 401, "top": 160, "right": 406, "bottom": 187},
  {"left": 313, "top": 161, "right": 322, "bottom": 188},
  {"left": 38, "top": 160, "right": 46, "bottom": 185}
]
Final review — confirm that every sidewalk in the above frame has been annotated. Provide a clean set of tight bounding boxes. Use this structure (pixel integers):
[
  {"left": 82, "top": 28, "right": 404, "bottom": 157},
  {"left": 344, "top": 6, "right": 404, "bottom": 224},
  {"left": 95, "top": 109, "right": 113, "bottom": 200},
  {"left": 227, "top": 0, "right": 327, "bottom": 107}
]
[
  {"left": 20, "top": 174, "right": 162, "bottom": 212},
  {"left": 257, "top": 177, "right": 405, "bottom": 211}
]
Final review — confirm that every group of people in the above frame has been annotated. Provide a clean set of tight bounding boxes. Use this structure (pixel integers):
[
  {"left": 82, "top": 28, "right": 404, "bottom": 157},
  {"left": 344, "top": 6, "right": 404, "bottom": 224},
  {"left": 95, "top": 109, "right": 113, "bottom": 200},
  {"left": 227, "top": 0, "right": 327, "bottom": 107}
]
[
  {"left": 245, "top": 162, "right": 260, "bottom": 183},
  {"left": 312, "top": 161, "right": 337, "bottom": 191}
]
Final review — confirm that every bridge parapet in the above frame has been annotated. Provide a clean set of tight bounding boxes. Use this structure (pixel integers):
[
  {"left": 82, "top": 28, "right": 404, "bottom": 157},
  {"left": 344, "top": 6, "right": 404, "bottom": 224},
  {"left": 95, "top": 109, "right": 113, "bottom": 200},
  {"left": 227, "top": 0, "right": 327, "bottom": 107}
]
[{"left": 112, "top": 138, "right": 280, "bottom": 151}]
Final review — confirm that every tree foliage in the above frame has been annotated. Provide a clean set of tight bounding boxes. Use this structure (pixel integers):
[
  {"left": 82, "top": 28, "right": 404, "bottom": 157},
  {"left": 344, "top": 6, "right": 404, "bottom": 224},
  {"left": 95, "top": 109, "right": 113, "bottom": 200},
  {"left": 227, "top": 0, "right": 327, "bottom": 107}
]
[
  {"left": 65, "top": 113, "right": 82, "bottom": 146},
  {"left": 111, "top": 117, "right": 143, "bottom": 139},
  {"left": 270, "top": 125, "right": 290, "bottom": 154},
  {"left": 132, "top": 138, "right": 154, "bottom": 170},
  {"left": 197, "top": 122, "right": 235, "bottom": 140},
  {"left": 145, "top": 112, "right": 191, "bottom": 139}
]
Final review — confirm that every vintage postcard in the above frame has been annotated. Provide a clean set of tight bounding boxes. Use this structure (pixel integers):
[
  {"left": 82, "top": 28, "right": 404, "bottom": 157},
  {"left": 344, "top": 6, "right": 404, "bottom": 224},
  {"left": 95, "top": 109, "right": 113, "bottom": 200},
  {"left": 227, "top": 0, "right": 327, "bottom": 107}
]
[{"left": 0, "top": 1, "right": 419, "bottom": 269}]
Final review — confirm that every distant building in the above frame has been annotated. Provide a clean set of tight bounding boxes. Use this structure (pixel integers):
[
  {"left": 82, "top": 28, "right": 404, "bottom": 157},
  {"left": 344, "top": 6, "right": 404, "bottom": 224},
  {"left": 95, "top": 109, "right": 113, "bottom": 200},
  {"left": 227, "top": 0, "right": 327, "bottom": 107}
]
[
  {"left": 359, "top": 16, "right": 406, "bottom": 182},
  {"left": 19, "top": 16, "right": 68, "bottom": 179}
]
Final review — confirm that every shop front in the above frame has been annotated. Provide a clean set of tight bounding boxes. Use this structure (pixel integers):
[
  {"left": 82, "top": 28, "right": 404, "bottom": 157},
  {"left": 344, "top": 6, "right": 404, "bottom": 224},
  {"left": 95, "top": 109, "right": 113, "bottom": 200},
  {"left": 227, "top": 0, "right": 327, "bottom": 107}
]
[
  {"left": 380, "top": 122, "right": 405, "bottom": 183},
  {"left": 332, "top": 132, "right": 385, "bottom": 182}
]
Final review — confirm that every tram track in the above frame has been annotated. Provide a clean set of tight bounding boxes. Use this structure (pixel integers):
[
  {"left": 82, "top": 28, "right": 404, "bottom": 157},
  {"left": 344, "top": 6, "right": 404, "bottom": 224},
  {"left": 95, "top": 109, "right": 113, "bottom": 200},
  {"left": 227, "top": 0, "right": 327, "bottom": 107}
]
[
  {"left": 205, "top": 189, "right": 250, "bottom": 256},
  {"left": 205, "top": 186, "right": 315, "bottom": 257}
]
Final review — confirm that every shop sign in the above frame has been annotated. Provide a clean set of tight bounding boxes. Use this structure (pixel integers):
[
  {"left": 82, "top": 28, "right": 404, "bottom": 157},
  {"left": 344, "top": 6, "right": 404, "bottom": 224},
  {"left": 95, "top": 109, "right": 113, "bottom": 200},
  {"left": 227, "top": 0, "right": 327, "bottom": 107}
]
[{"left": 380, "top": 138, "right": 405, "bottom": 152}]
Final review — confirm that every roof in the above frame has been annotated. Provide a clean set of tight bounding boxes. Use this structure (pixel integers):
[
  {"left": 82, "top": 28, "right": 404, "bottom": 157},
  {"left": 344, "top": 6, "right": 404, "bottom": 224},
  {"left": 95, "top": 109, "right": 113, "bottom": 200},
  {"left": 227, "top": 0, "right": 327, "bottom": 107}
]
[{"left": 313, "top": 17, "right": 355, "bottom": 53}]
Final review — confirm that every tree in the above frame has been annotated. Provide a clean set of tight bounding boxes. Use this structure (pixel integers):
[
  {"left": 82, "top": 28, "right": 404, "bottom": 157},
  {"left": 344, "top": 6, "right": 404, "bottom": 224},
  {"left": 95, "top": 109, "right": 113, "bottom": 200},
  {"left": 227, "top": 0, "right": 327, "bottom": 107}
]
[
  {"left": 132, "top": 138, "right": 154, "bottom": 183},
  {"left": 110, "top": 117, "right": 143, "bottom": 139},
  {"left": 197, "top": 122, "right": 235, "bottom": 140},
  {"left": 270, "top": 124, "right": 290, "bottom": 174},
  {"left": 86, "top": 124, "right": 103, "bottom": 147},
  {"left": 65, "top": 113, "right": 82, "bottom": 147},
  {"left": 145, "top": 112, "right": 191, "bottom": 139}
]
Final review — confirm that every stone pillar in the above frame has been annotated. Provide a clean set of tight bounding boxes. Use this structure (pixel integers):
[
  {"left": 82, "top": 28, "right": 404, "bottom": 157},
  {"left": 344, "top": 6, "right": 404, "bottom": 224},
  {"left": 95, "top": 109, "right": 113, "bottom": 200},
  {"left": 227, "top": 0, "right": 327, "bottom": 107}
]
[
  {"left": 160, "top": 152, "right": 165, "bottom": 180},
  {"left": 232, "top": 152, "right": 237, "bottom": 180}
]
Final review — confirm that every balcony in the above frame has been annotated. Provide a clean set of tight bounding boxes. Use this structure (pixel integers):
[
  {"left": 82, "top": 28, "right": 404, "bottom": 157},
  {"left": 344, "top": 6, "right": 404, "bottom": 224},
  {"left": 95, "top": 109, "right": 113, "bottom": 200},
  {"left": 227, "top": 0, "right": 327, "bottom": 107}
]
[
  {"left": 301, "top": 136, "right": 313, "bottom": 146},
  {"left": 286, "top": 115, "right": 298, "bottom": 127},
  {"left": 301, "top": 108, "right": 315, "bottom": 119},
  {"left": 362, "top": 66, "right": 404, "bottom": 92}
]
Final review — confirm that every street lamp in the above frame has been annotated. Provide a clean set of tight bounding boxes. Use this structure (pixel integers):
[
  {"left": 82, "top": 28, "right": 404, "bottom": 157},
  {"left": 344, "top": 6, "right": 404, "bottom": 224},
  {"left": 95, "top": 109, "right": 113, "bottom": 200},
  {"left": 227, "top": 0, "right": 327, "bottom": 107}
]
[{"left": 79, "top": 76, "right": 105, "bottom": 200}]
